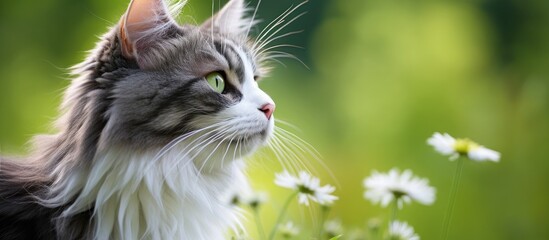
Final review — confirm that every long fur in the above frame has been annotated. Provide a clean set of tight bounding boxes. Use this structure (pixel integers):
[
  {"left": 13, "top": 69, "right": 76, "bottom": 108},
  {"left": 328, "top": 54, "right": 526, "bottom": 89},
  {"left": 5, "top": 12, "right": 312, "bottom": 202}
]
[
  {"left": 0, "top": 0, "right": 309, "bottom": 239},
  {"left": 52, "top": 147, "right": 247, "bottom": 239},
  {"left": 1, "top": 1, "right": 259, "bottom": 240}
]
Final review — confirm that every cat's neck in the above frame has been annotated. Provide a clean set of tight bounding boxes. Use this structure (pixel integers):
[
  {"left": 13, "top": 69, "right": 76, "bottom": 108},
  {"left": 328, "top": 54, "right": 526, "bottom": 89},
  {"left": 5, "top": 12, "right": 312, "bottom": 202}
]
[{"left": 47, "top": 145, "right": 248, "bottom": 239}]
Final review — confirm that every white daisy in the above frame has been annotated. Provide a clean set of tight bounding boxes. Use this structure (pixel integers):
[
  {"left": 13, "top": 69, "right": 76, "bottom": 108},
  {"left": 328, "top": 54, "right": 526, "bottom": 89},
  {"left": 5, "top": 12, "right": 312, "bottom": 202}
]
[
  {"left": 347, "top": 228, "right": 366, "bottom": 240},
  {"left": 228, "top": 189, "right": 268, "bottom": 208},
  {"left": 427, "top": 132, "right": 500, "bottom": 162},
  {"left": 275, "top": 170, "right": 338, "bottom": 206},
  {"left": 242, "top": 191, "right": 268, "bottom": 209},
  {"left": 324, "top": 219, "right": 344, "bottom": 236},
  {"left": 367, "top": 218, "right": 382, "bottom": 233},
  {"left": 279, "top": 221, "right": 300, "bottom": 238},
  {"left": 387, "top": 221, "right": 419, "bottom": 240},
  {"left": 363, "top": 168, "right": 435, "bottom": 208}
]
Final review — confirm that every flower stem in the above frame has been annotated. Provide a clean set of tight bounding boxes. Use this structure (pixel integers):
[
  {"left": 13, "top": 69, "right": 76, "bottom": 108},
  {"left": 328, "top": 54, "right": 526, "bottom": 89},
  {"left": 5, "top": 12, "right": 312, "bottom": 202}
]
[
  {"left": 391, "top": 199, "right": 399, "bottom": 223},
  {"left": 317, "top": 205, "right": 331, "bottom": 239},
  {"left": 268, "top": 191, "right": 298, "bottom": 240},
  {"left": 441, "top": 157, "right": 465, "bottom": 240},
  {"left": 253, "top": 208, "right": 266, "bottom": 240},
  {"left": 369, "top": 227, "right": 380, "bottom": 240}
]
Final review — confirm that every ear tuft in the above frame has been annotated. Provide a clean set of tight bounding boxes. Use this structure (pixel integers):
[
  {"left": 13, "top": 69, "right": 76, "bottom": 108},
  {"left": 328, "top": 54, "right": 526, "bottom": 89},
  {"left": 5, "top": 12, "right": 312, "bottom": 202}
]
[
  {"left": 119, "top": 0, "right": 184, "bottom": 68},
  {"left": 202, "top": 0, "right": 253, "bottom": 37}
]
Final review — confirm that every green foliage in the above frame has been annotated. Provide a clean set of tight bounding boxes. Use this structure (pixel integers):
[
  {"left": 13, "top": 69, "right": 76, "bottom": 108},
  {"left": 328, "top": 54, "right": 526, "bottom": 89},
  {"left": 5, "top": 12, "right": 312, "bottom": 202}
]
[
  {"left": 328, "top": 235, "right": 343, "bottom": 240},
  {"left": 1, "top": 0, "right": 548, "bottom": 239}
]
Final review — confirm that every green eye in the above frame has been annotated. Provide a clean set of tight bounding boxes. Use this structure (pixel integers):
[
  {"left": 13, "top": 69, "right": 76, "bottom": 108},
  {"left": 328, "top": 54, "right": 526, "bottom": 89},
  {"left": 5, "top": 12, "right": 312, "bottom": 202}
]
[{"left": 205, "top": 72, "right": 226, "bottom": 93}]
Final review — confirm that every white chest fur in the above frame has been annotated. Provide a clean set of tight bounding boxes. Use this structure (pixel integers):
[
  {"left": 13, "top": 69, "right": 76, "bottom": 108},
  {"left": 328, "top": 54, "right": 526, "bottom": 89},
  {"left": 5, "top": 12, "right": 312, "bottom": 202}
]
[{"left": 61, "top": 147, "right": 248, "bottom": 240}]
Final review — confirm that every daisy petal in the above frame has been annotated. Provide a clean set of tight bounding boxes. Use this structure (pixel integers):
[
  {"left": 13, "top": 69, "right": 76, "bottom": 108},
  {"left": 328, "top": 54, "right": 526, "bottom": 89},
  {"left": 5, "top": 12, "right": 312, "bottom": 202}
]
[
  {"left": 363, "top": 168, "right": 435, "bottom": 208},
  {"left": 427, "top": 132, "right": 456, "bottom": 156},
  {"left": 388, "top": 221, "right": 420, "bottom": 240},
  {"left": 275, "top": 170, "right": 338, "bottom": 206},
  {"left": 468, "top": 146, "right": 500, "bottom": 162}
]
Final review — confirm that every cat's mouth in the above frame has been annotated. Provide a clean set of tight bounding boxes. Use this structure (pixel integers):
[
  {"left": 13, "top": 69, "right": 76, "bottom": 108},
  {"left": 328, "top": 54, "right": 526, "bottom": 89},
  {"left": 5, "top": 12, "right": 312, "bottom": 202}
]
[
  {"left": 181, "top": 124, "right": 272, "bottom": 166},
  {"left": 232, "top": 126, "right": 272, "bottom": 145},
  {"left": 184, "top": 113, "right": 274, "bottom": 160},
  {"left": 221, "top": 121, "right": 274, "bottom": 150}
]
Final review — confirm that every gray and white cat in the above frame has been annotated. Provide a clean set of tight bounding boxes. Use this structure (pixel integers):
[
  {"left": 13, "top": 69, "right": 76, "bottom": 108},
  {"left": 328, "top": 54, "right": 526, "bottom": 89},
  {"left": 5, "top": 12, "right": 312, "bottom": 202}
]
[{"left": 0, "top": 0, "right": 280, "bottom": 239}]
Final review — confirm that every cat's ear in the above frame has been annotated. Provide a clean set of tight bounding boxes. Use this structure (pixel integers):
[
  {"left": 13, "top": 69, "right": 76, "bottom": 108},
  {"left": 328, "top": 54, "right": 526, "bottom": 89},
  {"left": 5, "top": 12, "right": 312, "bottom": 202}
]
[
  {"left": 119, "top": 0, "right": 181, "bottom": 68},
  {"left": 202, "top": 0, "right": 251, "bottom": 37}
]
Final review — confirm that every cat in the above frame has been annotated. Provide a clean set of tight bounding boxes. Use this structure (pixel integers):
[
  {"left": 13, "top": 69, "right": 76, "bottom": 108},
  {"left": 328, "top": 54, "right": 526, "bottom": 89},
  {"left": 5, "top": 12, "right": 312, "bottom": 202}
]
[{"left": 0, "top": 0, "right": 281, "bottom": 239}]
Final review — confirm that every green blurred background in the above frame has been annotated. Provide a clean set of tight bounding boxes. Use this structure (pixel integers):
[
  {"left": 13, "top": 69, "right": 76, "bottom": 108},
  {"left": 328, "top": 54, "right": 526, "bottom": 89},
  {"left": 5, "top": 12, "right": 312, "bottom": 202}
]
[{"left": 1, "top": 0, "right": 548, "bottom": 239}]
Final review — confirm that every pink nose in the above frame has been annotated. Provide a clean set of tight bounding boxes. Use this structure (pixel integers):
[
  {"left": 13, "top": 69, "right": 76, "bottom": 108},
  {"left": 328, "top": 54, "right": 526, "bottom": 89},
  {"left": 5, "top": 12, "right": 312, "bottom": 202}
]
[{"left": 259, "top": 103, "right": 275, "bottom": 120}]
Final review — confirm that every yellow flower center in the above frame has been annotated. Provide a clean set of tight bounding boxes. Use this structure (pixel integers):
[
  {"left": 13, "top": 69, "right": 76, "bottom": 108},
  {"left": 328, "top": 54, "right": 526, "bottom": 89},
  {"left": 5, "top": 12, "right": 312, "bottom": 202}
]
[{"left": 454, "top": 138, "right": 479, "bottom": 155}]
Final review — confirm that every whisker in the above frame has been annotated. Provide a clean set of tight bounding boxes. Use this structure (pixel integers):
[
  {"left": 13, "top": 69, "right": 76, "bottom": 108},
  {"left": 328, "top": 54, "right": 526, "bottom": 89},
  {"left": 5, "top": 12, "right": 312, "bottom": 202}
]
[
  {"left": 262, "top": 51, "right": 309, "bottom": 69},
  {"left": 152, "top": 124, "right": 218, "bottom": 161},
  {"left": 269, "top": 134, "right": 302, "bottom": 173},
  {"left": 169, "top": 129, "right": 224, "bottom": 172},
  {"left": 275, "top": 130, "right": 308, "bottom": 168},
  {"left": 176, "top": 127, "right": 236, "bottom": 181},
  {"left": 274, "top": 129, "right": 322, "bottom": 174},
  {"left": 254, "top": 11, "right": 307, "bottom": 56},
  {"left": 267, "top": 139, "right": 293, "bottom": 172},
  {"left": 273, "top": 131, "right": 314, "bottom": 172},
  {"left": 146, "top": 124, "right": 226, "bottom": 171},
  {"left": 245, "top": 0, "right": 262, "bottom": 38},
  {"left": 253, "top": 1, "right": 299, "bottom": 50},
  {"left": 275, "top": 126, "right": 339, "bottom": 186},
  {"left": 232, "top": 138, "right": 241, "bottom": 164},
  {"left": 154, "top": 118, "right": 241, "bottom": 175},
  {"left": 256, "top": 30, "right": 303, "bottom": 56},
  {"left": 267, "top": 147, "right": 292, "bottom": 172},
  {"left": 220, "top": 133, "right": 239, "bottom": 169},
  {"left": 257, "top": 43, "right": 303, "bottom": 56},
  {"left": 253, "top": 1, "right": 308, "bottom": 50},
  {"left": 263, "top": 57, "right": 287, "bottom": 68},
  {"left": 198, "top": 129, "right": 239, "bottom": 174},
  {"left": 274, "top": 137, "right": 303, "bottom": 173},
  {"left": 275, "top": 119, "right": 302, "bottom": 133},
  {"left": 185, "top": 125, "right": 236, "bottom": 167},
  {"left": 211, "top": 0, "right": 215, "bottom": 45},
  {"left": 275, "top": 127, "right": 322, "bottom": 159},
  {"left": 268, "top": 135, "right": 292, "bottom": 168}
]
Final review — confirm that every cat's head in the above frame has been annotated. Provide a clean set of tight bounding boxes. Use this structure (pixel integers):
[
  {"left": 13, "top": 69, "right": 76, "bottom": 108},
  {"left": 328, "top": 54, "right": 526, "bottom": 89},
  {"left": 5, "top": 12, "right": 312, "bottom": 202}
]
[{"left": 76, "top": 0, "right": 275, "bottom": 161}]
